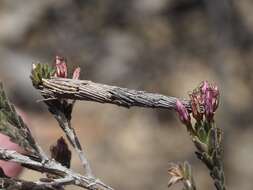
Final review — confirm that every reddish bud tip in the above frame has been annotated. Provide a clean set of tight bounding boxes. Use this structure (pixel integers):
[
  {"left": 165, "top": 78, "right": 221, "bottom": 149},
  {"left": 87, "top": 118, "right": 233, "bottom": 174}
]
[
  {"left": 176, "top": 100, "right": 191, "bottom": 125},
  {"left": 189, "top": 93, "right": 203, "bottom": 122},
  {"left": 50, "top": 137, "right": 72, "bottom": 169},
  {"left": 200, "top": 81, "right": 220, "bottom": 121},
  {"left": 55, "top": 56, "right": 67, "bottom": 78},
  {"left": 72, "top": 67, "right": 81, "bottom": 80},
  {"left": 206, "top": 88, "right": 219, "bottom": 120},
  {"left": 200, "top": 80, "right": 209, "bottom": 94}
]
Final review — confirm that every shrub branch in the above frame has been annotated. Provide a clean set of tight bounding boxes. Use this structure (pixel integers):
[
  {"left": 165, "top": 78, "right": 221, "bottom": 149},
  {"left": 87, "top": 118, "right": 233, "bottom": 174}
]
[
  {"left": 0, "top": 148, "right": 113, "bottom": 190},
  {"left": 39, "top": 77, "right": 192, "bottom": 111},
  {"left": 0, "top": 59, "right": 226, "bottom": 190},
  {"left": 53, "top": 109, "right": 93, "bottom": 177}
]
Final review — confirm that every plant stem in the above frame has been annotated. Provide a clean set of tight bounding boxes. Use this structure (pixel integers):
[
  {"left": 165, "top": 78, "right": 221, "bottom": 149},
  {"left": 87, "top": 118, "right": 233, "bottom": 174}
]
[
  {"left": 0, "top": 148, "right": 113, "bottom": 190},
  {"left": 39, "top": 78, "right": 193, "bottom": 111},
  {"left": 53, "top": 110, "right": 93, "bottom": 177}
]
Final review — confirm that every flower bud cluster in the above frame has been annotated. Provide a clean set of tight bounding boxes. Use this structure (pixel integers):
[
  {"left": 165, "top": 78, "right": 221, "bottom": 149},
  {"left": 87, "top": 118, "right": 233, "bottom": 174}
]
[
  {"left": 176, "top": 81, "right": 219, "bottom": 126},
  {"left": 54, "top": 55, "right": 81, "bottom": 80}
]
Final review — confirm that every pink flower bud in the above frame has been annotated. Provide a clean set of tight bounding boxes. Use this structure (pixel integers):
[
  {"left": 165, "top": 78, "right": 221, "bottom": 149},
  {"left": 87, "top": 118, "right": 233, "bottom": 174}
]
[
  {"left": 55, "top": 56, "right": 67, "bottom": 78},
  {"left": 204, "top": 89, "right": 214, "bottom": 121},
  {"left": 202, "top": 82, "right": 220, "bottom": 121},
  {"left": 200, "top": 81, "right": 209, "bottom": 94},
  {"left": 176, "top": 100, "right": 191, "bottom": 125},
  {"left": 189, "top": 93, "right": 203, "bottom": 122},
  {"left": 212, "top": 84, "right": 219, "bottom": 111},
  {"left": 72, "top": 67, "right": 81, "bottom": 80}
]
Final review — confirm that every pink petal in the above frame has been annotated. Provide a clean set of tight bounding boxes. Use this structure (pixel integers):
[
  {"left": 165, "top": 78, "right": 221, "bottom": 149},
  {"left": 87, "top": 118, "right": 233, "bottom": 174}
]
[
  {"left": 72, "top": 67, "right": 81, "bottom": 80},
  {"left": 55, "top": 56, "right": 68, "bottom": 78}
]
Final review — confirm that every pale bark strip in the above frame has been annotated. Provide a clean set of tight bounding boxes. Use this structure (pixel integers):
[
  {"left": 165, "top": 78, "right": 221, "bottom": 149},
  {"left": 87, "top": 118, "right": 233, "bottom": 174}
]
[
  {"left": 0, "top": 177, "right": 74, "bottom": 190},
  {"left": 53, "top": 110, "right": 93, "bottom": 177},
  {"left": 35, "top": 142, "right": 49, "bottom": 162},
  {"left": 40, "top": 78, "right": 193, "bottom": 111},
  {"left": 35, "top": 177, "right": 74, "bottom": 188},
  {"left": 0, "top": 148, "right": 113, "bottom": 190}
]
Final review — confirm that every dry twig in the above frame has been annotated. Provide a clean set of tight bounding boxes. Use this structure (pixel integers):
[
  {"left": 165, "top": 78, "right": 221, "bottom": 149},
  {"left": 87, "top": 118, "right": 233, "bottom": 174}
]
[
  {"left": 0, "top": 148, "right": 113, "bottom": 190},
  {"left": 38, "top": 77, "right": 192, "bottom": 111}
]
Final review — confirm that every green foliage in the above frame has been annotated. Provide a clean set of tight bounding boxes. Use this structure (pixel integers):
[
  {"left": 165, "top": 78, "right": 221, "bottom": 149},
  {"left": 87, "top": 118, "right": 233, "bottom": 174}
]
[
  {"left": 0, "top": 83, "right": 39, "bottom": 156},
  {"left": 30, "top": 63, "right": 55, "bottom": 88},
  {"left": 191, "top": 117, "right": 225, "bottom": 190},
  {"left": 176, "top": 81, "right": 226, "bottom": 190}
]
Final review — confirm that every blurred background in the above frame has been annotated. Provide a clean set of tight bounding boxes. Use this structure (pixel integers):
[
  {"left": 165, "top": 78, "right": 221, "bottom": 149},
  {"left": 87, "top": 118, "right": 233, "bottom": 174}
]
[{"left": 0, "top": 0, "right": 253, "bottom": 189}]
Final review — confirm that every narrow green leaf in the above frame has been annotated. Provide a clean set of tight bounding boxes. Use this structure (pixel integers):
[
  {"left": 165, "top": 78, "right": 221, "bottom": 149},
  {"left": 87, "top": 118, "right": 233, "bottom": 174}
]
[
  {"left": 0, "top": 83, "right": 39, "bottom": 156},
  {"left": 30, "top": 63, "right": 55, "bottom": 88}
]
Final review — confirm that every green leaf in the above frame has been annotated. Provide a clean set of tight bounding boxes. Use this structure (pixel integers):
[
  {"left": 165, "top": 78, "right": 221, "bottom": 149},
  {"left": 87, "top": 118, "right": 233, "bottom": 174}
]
[
  {"left": 183, "top": 161, "right": 192, "bottom": 179},
  {"left": 30, "top": 63, "right": 55, "bottom": 88},
  {"left": 208, "top": 128, "right": 217, "bottom": 155},
  {"left": 193, "top": 137, "right": 208, "bottom": 153},
  {"left": 198, "top": 128, "right": 207, "bottom": 143},
  {"left": 0, "top": 83, "right": 39, "bottom": 155},
  {"left": 194, "top": 121, "right": 202, "bottom": 133},
  {"left": 203, "top": 120, "right": 211, "bottom": 133}
]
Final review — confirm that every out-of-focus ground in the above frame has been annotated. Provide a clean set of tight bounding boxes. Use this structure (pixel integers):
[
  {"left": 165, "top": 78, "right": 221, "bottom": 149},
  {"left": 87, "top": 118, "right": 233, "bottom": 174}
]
[{"left": 0, "top": 0, "right": 253, "bottom": 189}]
